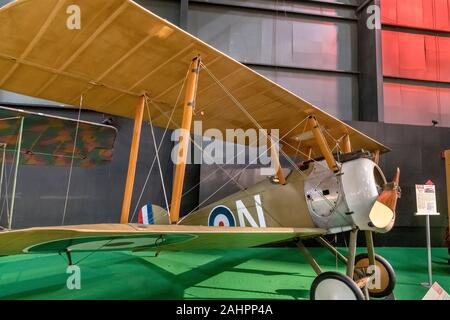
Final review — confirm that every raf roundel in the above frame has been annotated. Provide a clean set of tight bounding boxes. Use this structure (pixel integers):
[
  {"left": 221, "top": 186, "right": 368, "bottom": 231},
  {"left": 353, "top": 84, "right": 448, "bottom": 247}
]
[{"left": 208, "top": 205, "right": 236, "bottom": 227}]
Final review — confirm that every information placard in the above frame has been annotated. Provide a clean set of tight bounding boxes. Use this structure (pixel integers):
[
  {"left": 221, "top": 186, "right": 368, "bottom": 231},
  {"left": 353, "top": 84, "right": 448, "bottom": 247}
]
[
  {"left": 415, "top": 184, "right": 439, "bottom": 216},
  {"left": 423, "top": 282, "right": 450, "bottom": 300}
]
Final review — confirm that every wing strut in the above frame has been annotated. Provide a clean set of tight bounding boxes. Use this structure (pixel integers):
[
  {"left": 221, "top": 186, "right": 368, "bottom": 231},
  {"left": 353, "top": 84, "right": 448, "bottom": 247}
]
[
  {"left": 305, "top": 147, "right": 313, "bottom": 161},
  {"left": 373, "top": 150, "right": 380, "bottom": 165},
  {"left": 170, "top": 56, "right": 201, "bottom": 223},
  {"left": 268, "top": 135, "right": 286, "bottom": 185},
  {"left": 308, "top": 116, "right": 339, "bottom": 173},
  {"left": 120, "top": 95, "right": 145, "bottom": 224},
  {"left": 342, "top": 134, "right": 352, "bottom": 154}
]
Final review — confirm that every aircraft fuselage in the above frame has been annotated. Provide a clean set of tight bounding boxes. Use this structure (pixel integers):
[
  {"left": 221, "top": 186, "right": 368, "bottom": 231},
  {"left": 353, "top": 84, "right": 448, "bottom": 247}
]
[{"left": 179, "top": 156, "right": 393, "bottom": 235}]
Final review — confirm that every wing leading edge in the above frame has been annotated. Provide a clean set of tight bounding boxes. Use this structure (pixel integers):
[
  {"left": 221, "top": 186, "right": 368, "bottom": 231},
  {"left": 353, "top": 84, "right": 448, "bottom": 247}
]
[{"left": 0, "top": 224, "right": 325, "bottom": 256}]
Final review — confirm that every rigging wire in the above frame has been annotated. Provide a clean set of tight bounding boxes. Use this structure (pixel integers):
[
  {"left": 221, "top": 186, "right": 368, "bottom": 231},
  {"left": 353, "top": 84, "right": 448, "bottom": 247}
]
[
  {"left": 144, "top": 94, "right": 170, "bottom": 217},
  {"left": 199, "top": 63, "right": 353, "bottom": 226},
  {"left": 0, "top": 118, "right": 23, "bottom": 228},
  {"left": 177, "top": 109, "right": 316, "bottom": 198},
  {"left": 178, "top": 137, "right": 286, "bottom": 226},
  {"left": 129, "top": 58, "right": 351, "bottom": 227},
  {"left": 0, "top": 144, "right": 7, "bottom": 226},
  {"left": 74, "top": 239, "right": 115, "bottom": 265},
  {"left": 203, "top": 64, "right": 304, "bottom": 168},
  {"left": 140, "top": 62, "right": 311, "bottom": 225},
  {"left": 1, "top": 165, "right": 10, "bottom": 228},
  {"left": 129, "top": 68, "right": 191, "bottom": 222},
  {"left": 148, "top": 94, "right": 279, "bottom": 222},
  {"left": 178, "top": 107, "right": 311, "bottom": 224},
  {"left": 293, "top": 120, "right": 309, "bottom": 161},
  {"left": 61, "top": 94, "right": 83, "bottom": 225},
  {"left": 201, "top": 62, "right": 333, "bottom": 172},
  {"left": 148, "top": 99, "right": 248, "bottom": 195},
  {"left": 181, "top": 138, "right": 278, "bottom": 217},
  {"left": 180, "top": 115, "right": 311, "bottom": 207},
  {"left": 143, "top": 84, "right": 289, "bottom": 227},
  {"left": 180, "top": 61, "right": 339, "bottom": 201}
]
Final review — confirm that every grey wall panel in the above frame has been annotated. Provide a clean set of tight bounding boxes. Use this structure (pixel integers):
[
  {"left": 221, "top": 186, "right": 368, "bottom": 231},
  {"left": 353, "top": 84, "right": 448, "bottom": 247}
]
[
  {"left": 188, "top": 4, "right": 358, "bottom": 72},
  {"left": 253, "top": 66, "right": 357, "bottom": 120},
  {"left": 198, "top": 165, "right": 266, "bottom": 207},
  {"left": 0, "top": 90, "right": 71, "bottom": 108},
  {"left": 191, "top": 0, "right": 357, "bottom": 19},
  {"left": 357, "top": 0, "right": 385, "bottom": 122},
  {"left": 291, "top": 19, "right": 356, "bottom": 71},
  {"left": 309, "top": 0, "right": 359, "bottom": 5},
  {"left": 0, "top": 1, "right": 180, "bottom": 22},
  {"left": 135, "top": 0, "right": 180, "bottom": 25}
]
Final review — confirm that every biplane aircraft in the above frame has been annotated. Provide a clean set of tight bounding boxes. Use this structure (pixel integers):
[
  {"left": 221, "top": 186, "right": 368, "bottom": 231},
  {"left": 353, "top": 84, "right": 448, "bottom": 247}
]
[{"left": 0, "top": 0, "right": 401, "bottom": 300}]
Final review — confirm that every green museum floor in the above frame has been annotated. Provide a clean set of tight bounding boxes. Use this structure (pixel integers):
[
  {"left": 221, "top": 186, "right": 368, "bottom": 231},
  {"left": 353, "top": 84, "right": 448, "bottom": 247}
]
[{"left": 0, "top": 247, "right": 448, "bottom": 300}]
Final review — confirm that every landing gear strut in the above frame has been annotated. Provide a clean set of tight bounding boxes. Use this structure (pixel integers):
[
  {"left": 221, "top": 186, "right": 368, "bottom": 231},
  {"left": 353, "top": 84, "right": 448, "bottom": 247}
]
[
  {"left": 297, "top": 229, "right": 396, "bottom": 300},
  {"left": 353, "top": 253, "right": 396, "bottom": 298},
  {"left": 311, "top": 271, "right": 365, "bottom": 300},
  {"left": 59, "top": 248, "right": 73, "bottom": 266}
]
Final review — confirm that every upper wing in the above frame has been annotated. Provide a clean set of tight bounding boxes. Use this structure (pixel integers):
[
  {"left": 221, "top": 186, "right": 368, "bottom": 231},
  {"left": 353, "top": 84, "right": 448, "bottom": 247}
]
[
  {"left": 0, "top": 0, "right": 389, "bottom": 156},
  {"left": 0, "top": 224, "right": 325, "bottom": 256},
  {"left": 0, "top": 106, "right": 117, "bottom": 167}
]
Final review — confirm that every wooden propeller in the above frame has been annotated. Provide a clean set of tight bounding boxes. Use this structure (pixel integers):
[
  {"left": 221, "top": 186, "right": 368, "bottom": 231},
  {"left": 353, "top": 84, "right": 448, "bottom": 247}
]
[{"left": 369, "top": 168, "right": 401, "bottom": 229}]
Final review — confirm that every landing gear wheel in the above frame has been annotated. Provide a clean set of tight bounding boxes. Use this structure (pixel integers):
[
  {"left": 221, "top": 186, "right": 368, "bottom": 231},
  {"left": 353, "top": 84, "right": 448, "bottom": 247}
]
[
  {"left": 310, "top": 272, "right": 365, "bottom": 300},
  {"left": 354, "top": 253, "right": 396, "bottom": 298}
]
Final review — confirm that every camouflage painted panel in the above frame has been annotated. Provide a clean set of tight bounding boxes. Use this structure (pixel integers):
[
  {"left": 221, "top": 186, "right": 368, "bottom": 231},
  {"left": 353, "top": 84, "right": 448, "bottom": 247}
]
[{"left": 0, "top": 106, "right": 117, "bottom": 167}]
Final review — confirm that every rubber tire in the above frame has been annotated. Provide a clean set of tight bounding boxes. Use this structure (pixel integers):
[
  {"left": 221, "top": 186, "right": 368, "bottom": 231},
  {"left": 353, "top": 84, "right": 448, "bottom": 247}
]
[
  {"left": 310, "top": 271, "right": 365, "bottom": 300},
  {"left": 354, "top": 253, "right": 396, "bottom": 299}
]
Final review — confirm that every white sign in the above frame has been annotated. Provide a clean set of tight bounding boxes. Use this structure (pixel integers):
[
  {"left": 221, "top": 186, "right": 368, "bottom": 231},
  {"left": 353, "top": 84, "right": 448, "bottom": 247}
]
[
  {"left": 415, "top": 184, "right": 439, "bottom": 216},
  {"left": 423, "top": 282, "right": 450, "bottom": 300}
]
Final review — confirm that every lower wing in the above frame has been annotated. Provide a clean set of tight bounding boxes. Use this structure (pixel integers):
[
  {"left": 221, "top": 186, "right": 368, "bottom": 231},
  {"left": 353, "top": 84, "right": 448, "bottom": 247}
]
[{"left": 0, "top": 224, "right": 325, "bottom": 256}]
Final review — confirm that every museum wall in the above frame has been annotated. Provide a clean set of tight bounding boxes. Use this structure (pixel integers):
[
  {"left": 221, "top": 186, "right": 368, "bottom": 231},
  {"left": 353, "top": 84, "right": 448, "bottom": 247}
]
[
  {"left": 187, "top": 0, "right": 359, "bottom": 120},
  {"left": 381, "top": 0, "right": 450, "bottom": 127}
]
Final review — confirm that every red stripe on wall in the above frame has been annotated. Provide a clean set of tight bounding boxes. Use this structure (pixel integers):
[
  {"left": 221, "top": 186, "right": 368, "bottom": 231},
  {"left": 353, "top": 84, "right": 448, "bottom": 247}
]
[
  {"left": 381, "top": 1, "right": 450, "bottom": 127},
  {"left": 381, "top": 0, "right": 450, "bottom": 32},
  {"left": 382, "top": 30, "right": 450, "bottom": 82}
]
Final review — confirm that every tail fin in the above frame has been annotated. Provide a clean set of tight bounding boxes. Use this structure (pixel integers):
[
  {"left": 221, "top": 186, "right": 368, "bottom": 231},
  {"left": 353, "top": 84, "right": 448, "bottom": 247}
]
[{"left": 138, "top": 204, "right": 170, "bottom": 225}]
